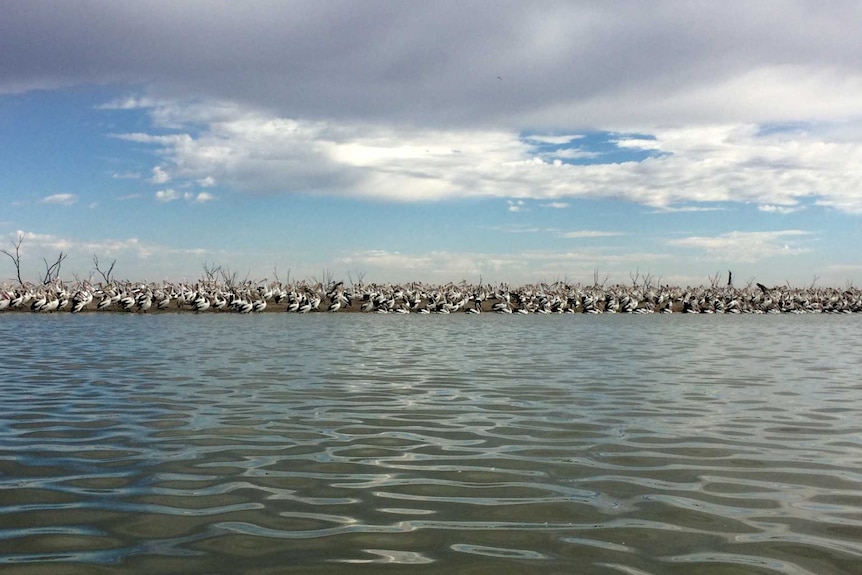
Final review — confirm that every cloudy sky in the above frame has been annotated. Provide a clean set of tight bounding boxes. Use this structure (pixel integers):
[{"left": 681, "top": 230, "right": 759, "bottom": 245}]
[{"left": 2, "top": 1, "right": 861, "bottom": 287}]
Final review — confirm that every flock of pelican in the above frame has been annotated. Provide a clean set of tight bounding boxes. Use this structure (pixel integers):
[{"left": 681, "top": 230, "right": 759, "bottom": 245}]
[{"left": 2, "top": 278, "right": 862, "bottom": 315}]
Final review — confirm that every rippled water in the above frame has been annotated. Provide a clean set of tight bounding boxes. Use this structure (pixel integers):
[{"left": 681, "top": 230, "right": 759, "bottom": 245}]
[{"left": 1, "top": 313, "right": 861, "bottom": 574}]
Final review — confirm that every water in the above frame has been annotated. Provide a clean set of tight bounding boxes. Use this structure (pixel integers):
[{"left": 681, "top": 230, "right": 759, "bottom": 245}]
[{"left": 1, "top": 313, "right": 861, "bottom": 574}]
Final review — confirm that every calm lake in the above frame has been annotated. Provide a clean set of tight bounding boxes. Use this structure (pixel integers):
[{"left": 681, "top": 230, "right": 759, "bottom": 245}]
[{"left": 1, "top": 313, "right": 861, "bottom": 574}]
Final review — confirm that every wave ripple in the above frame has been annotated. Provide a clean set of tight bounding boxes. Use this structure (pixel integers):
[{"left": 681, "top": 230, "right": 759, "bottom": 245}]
[{"left": 1, "top": 314, "right": 861, "bottom": 573}]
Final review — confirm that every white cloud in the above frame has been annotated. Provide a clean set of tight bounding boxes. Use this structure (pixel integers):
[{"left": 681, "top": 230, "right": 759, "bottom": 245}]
[
  {"left": 649, "top": 205, "right": 729, "bottom": 214},
  {"left": 560, "top": 230, "right": 624, "bottom": 239},
  {"left": 111, "top": 171, "right": 141, "bottom": 180},
  {"left": 541, "top": 202, "right": 569, "bottom": 209},
  {"left": 155, "top": 189, "right": 180, "bottom": 202},
  {"left": 98, "top": 96, "right": 158, "bottom": 110},
  {"left": 3, "top": 229, "right": 216, "bottom": 282},
  {"left": 544, "top": 148, "right": 602, "bottom": 160},
  {"left": 614, "top": 137, "right": 662, "bottom": 150},
  {"left": 112, "top": 99, "right": 862, "bottom": 214},
  {"left": 40, "top": 193, "right": 77, "bottom": 206},
  {"left": 507, "top": 200, "right": 526, "bottom": 212},
  {"left": 155, "top": 189, "right": 214, "bottom": 204},
  {"left": 759, "top": 204, "right": 804, "bottom": 215},
  {"left": 524, "top": 134, "right": 583, "bottom": 145},
  {"left": 194, "top": 192, "right": 215, "bottom": 203},
  {"left": 667, "top": 230, "right": 812, "bottom": 262},
  {"left": 491, "top": 224, "right": 555, "bottom": 234},
  {"left": 151, "top": 166, "right": 171, "bottom": 184},
  {"left": 337, "top": 247, "right": 671, "bottom": 285}
]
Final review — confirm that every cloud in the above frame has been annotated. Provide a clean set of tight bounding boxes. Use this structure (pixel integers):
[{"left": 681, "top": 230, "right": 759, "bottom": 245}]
[
  {"left": 4, "top": 229, "right": 213, "bottom": 281},
  {"left": 337, "top": 247, "right": 671, "bottom": 285},
  {"left": 541, "top": 202, "right": 569, "bottom": 209},
  {"left": 11, "top": 230, "right": 72, "bottom": 251},
  {"left": 151, "top": 166, "right": 171, "bottom": 184},
  {"left": 507, "top": 200, "right": 526, "bottom": 212},
  {"left": 759, "top": 204, "right": 805, "bottom": 215},
  {"left": 4, "top": 3, "right": 862, "bottom": 129},
  {"left": 193, "top": 191, "right": 215, "bottom": 203},
  {"left": 667, "top": 230, "right": 812, "bottom": 262},
  {"left": 155, "top": 189, "right": 215, "bottom": 204},
  {"left": 111, "top": 171, "right": 141, "bottom": 180},
  {"left": 490, "top": 224, "right": 556, "bottom": 234},
  {"left": 560, "top": 230, "right": 624, "bottom": 239},
  {"left": 614, "top": 137, "right": 662, "bottom": 151},
  {"left": 524, "top": 135, "right": 583, "bottom": 145},
  {"left": 155, "top": 189, "right": 180, "bottom": 202},
  {"left": 109, "top": 99, "right": 862, "bottom": 214},
  {"left": 648, "top": 205, "right": 730, "bottom": 214},
  {"left": 40, "top": 193, "right": 77, "bottom": 206}
]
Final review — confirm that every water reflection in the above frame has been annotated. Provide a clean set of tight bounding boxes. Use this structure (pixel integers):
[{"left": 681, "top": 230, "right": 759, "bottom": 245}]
[{"left": 1, "top": 314, "right": 861, "bottom": 573}]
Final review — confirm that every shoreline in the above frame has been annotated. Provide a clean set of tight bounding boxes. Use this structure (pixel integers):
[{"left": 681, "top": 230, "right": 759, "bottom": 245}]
[{"left": 3, "top": 280, "right": 860, "bottom": 314}]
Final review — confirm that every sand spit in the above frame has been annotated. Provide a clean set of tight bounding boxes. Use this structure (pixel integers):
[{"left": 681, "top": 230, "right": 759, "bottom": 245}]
[{"left": 3, "top": 279, "right": 861, "bottom": 315}]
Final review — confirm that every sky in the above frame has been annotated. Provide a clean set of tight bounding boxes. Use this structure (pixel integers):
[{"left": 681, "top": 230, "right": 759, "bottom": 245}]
[{"left": 2, "top": 1, "right": 861, "bottom": 288}]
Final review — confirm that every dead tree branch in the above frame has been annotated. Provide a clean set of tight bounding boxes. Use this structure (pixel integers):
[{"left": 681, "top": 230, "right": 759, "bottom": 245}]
[
  {"left": 41, "top": 252, "right": 67, "bottom": 285},
  {"left": 1, "top": 233, "right": 24, "bottom": 286},
  {"left": 93, "top": 253, "right": 116, "bottom": 285}
]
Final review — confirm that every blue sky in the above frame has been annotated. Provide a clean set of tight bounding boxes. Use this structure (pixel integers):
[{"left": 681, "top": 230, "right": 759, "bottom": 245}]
[{"left": 2, "top": 2, "right": 861, "bottom": 287}]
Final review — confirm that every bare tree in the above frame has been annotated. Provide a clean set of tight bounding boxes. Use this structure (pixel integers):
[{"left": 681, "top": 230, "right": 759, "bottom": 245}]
[
  {"left": 41, "top": 252, "right": 67, "bottom": 285},
  {"left": 322, "top": 268, "right": 335, "bottom": 291},
  {"left": 593, "top": 267, "right": 608, "bottom": 288},
  {"left": 310, "top": 268, "right": 336, "bottom": 292},
  {"left": 348, "top": 269, "right": 366, "bottom": 290},
  {"left": 641, "top": 272, "right": 656, "bottom": 292},
  {"left": 93, "top": 253, "right": 116, "bottom": 285},
  {"left": 1, "top": 233, "right": 24, "bottom": 286},
  {"left": 218, "top": 266, "right": 239, "bottom": 288},
  {"left": 202, "top": 262, "right": 222, "bottom": 283}
]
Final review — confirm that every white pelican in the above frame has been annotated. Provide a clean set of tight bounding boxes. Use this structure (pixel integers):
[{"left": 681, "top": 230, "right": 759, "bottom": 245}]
[{"left": 193, "top": 294, "right": 210, "bottom": 313}]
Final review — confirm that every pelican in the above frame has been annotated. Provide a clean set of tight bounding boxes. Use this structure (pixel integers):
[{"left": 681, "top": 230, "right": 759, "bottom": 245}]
[
  {"left": 136, "top": 292, "right": 152, "bottom": 313},
  {"left": 70, "top": 289, "right": 92, "bottom": 313},
  {"left": 30, "top": 292, "right": 47, "bottom": 312},
  {"left": 156, "top": 291, "right": 172, "bottom": 310},
  {"left": 97, "top": 294, "right": 113, "bottom": 311},
  {"left": 38, "top": 295, "right": 60, "bottom": 313},
  {"left": 118, "top": 294, "right": 136, "bottom": 312},
  {"left": 193, "top": 293, "right": 211, "bottom": 313},
  {"left": 297, "top": 298, "right": 313, "bottom": 313}
]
